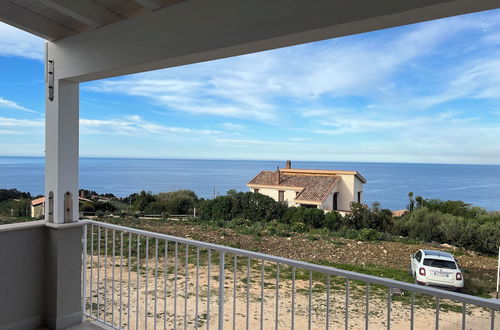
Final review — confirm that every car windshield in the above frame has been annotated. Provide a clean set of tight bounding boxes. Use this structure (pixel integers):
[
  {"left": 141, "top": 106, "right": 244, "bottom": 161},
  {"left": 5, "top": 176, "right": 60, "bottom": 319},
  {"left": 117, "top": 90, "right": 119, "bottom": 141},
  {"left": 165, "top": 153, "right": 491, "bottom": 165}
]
[{"left": 423, "top": 258, "right": 457, "bottom": 269}]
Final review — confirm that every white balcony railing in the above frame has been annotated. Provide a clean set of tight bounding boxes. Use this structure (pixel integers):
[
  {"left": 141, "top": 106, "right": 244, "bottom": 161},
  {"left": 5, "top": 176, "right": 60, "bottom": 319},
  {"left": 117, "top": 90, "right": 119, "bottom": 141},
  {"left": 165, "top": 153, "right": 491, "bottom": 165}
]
[{"left": 82, "top": 220, "right": 499, "bottom": 330}]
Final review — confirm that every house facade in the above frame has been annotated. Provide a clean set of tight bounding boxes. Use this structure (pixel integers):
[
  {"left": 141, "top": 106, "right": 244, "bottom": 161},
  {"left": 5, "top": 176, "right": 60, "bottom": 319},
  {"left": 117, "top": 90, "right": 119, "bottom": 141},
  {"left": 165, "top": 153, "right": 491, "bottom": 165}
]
[
  {"left": 30, "top": 196, "right": 93, "bottom": 219},
  {"left": 247, "top": 161, "right": 366, "bottom": 213}
]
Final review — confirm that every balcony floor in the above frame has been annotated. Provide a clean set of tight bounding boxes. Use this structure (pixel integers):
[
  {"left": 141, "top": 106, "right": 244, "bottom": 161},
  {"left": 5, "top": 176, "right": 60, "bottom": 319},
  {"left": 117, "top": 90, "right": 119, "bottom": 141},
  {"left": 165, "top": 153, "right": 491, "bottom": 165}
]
[{"left": 37, "top": 320, "right": 109, "bottom": 330}]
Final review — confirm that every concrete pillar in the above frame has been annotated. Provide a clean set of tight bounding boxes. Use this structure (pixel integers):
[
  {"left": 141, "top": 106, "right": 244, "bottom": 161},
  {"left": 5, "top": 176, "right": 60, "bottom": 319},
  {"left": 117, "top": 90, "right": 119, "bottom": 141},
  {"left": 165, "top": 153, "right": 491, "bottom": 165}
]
[
  {"left": 43, "top": 43, "right": 83, "bottom": 330},
  {"left": 45, "top": 44, "right": 79, "bottom": 224},
  {"left": 43, "top": 223, "right": 84, "bottom": 329}
]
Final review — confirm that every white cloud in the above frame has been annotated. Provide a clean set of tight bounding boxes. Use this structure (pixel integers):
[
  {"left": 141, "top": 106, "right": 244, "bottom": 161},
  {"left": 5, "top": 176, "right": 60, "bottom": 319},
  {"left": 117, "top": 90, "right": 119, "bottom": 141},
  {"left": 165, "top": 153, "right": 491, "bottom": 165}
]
[
  {"left": 221, "top": 122, "right": 246, "bottom": 131},
  {"left": 0, "top": 117, "right": 43, "bottom": 127},
  {"left": 80, "top": 116, "right": 220, "bottom": 137},
  {"left": 0, "top": 97, "right": 36, "bottom": 113},
  {"left": 0, "top": 23, "right": 44, "bottom": 60}
]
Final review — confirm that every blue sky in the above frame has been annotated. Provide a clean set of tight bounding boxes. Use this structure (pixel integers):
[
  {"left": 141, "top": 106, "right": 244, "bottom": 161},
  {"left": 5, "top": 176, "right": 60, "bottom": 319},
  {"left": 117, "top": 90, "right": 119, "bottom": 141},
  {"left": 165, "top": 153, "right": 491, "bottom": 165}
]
[{"left": 1, "top": 9, "right": 500, "bottom": 164}]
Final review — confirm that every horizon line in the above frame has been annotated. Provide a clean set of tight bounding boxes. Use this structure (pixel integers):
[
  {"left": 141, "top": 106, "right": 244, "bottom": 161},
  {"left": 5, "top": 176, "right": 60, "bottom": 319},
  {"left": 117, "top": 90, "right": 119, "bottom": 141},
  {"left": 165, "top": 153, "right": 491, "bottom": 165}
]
[{"left": 0, "top": 155, "right": 499, "bottom": 167}]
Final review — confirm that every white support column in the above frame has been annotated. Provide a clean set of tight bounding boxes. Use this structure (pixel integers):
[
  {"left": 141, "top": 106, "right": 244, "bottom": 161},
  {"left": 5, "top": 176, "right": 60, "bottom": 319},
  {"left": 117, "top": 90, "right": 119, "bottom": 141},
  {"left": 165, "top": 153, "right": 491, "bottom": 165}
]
[{"left": 45, "top": 43, "right": 79, "bottom": 224}]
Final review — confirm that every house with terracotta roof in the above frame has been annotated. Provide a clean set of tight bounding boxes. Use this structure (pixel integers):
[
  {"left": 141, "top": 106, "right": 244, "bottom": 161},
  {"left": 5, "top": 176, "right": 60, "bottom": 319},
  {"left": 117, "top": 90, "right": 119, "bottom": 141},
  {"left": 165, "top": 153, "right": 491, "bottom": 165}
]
[
  {"left": 247, "top": 161, "right": 366, "bottom": 213},
  {"left": 30, "top": 196, "right": 93, "bottom": 219}
]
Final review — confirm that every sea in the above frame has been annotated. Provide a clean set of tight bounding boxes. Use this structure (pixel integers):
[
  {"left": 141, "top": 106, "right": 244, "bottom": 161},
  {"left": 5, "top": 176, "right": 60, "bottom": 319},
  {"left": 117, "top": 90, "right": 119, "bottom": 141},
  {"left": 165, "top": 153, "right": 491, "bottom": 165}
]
[{"left": 0, "top": 156, "right": 499, "bottom": 211}]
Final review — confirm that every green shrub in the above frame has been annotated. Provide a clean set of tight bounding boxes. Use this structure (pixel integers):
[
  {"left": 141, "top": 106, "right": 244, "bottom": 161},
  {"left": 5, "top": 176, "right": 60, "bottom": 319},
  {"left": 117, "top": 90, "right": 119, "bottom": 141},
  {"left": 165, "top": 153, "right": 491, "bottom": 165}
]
[
  {"left": 0, "top": 198, "right": 31, "bottom": 217},
  {"left": 291, "top": 221, "right": 306, "bottom": 233},
  {"left": 0, "top": 189, "right": 30, "bottom": 202},
  {"left": 288, "top": 207, "right": 325, "bottom": 229},
  {"left": 419, "top": 199, "right": 487, "bottom": 218},
  {"left": 343, "top": 202, "right": 393, "bottom": 231},
  {"left": 358, "top": 228, "right": 383, "bottom": 241},
  {"left": 324, "top": 211, "right": 342, "bottom": 230},
  {"left": 80, "top": 203, "right": 95, "bottom": 212},
  {"left": 199, "top": 192, "right": 288, "bottom": 223}
]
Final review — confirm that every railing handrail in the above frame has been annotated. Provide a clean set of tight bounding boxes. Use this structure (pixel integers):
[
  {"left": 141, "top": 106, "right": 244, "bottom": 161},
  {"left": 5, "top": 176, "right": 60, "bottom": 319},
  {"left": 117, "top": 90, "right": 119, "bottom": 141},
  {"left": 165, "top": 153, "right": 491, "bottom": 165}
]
[{"left": 83, "top": 219, "right": 500, "bottom": 310}]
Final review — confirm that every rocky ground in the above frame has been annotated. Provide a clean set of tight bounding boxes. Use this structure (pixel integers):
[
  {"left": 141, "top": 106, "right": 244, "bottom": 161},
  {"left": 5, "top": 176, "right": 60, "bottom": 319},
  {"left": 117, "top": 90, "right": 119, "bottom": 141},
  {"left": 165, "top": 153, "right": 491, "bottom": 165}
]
[{"left": 105, "top": 218, "right": 498, "bottom": 297}]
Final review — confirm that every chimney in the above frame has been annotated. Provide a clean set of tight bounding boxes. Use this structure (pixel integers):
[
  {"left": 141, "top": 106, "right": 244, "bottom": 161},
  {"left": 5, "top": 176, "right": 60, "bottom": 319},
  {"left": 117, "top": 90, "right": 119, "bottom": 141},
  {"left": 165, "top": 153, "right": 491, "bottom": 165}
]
[
  {"left": 286, "top": 160, "right": 292, "bottom": 169},
  {"left": 277, "top": 166, "right": 281, "bottom": 184}
]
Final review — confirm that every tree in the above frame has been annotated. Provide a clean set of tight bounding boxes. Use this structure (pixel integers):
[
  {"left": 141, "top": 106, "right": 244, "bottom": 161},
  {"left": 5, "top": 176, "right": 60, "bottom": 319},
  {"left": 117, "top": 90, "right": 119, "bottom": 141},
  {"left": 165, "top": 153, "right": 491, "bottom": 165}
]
[
  {"left": 132, "top": 191, "right": 155, "bottom": 212},
  {"left": 407, "top": 192, "right": 415, "bottom": 211}
]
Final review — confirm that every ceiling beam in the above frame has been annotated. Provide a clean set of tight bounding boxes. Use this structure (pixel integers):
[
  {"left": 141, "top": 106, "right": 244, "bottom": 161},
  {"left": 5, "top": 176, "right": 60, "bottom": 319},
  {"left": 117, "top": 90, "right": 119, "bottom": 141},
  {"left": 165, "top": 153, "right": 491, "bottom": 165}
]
[
  {"left": 48, "top": 0, "right": 500, "bottom": 82},
  {"left": 0, "top": 0, "right": 74, "bottom": 41},
  {"left": 38, "top": 0, "right": 122, "bottom": 28},
  {"left": 133, "top": 0, "right": 163, "bottom": 11}
]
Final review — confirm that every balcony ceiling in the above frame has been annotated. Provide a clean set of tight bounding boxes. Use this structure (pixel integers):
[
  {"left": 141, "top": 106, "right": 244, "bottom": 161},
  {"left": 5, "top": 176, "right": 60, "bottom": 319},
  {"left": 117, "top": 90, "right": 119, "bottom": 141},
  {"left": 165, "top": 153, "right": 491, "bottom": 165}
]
[
  {"left": 1, "top": 0, "right": 499, "bottom": 82},
  {"left": 0, "top": 0, "right": 184, "bottom": 41}
]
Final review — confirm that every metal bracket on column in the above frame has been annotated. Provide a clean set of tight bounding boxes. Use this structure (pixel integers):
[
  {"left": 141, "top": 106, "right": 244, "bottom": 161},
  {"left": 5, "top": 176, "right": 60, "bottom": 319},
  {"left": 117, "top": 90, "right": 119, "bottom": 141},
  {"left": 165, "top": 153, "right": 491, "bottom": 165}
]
[{"left": 47, "top": 59, "right": 54, "bottom": 101}]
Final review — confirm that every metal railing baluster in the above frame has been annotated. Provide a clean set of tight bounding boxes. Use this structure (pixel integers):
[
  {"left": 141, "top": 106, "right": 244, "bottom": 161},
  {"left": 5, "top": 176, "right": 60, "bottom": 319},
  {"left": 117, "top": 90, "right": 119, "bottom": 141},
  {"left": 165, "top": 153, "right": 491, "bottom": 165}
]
[
  {"left": 174, "top": 242, "right": 178, "bottom": 330},
  {"left": 145, "top": 237, "right": 149, "bottom": 330},
  {"left": 128, "top": 232, "right": 132, "bottom": 329},
  {"left": 119, "top": 231, "right": 123, "bottom": 328},
  {"left": 154, "top": 238, "right": 158, "bottom": 330},
  {"left": 112, "top": 229, "right": 115, "bottom": 325},
  {"left": 164, "top": 241, "right": 168, "bottom": 330},
  {"left": 196, "top": 246, "right": 200, "bottom": 328},
  {"left": 387, "top": 287, "right": 391, "bottom": 330},
  {"left": 90, "top": 224, "right": 94, "bottom": 318},
  {"left": 326, "top": 275, "right": 331, "bottom": 330},
  {"left": 291, "top": 267, "right": 295, "bottom": 330},
  {"left": 233, "top": 255, "right": 237, "bottom": 330},
  {"left": 185, "top": 244, "right": 189, "bottom": 330},
  {"left": 365, "top": 284, "right": 369, "bottom": 330},
  {"left": 260, "top": 259, "right": 264, "bottom": 330},
  {"left": 207, "top": 249, "right": 211, "bottom": 330},
  {"left": 308, "top": 270, "right": 312, "bottom": 330},
  {"left": 435, "top": 297, "right": 440, "bottom": 330},
  {"left": 462, "top": 303, "right": 466, "bottom": 330},
  {"left": 136, "top": 234, "right": 140, "bottom": 330},
  {"left": 97, "top": 227, "right": 101, "bottom": 320},
  {"left": 410, "top": 292, "right": 414, "bottom": 330},
  {"left": 218, "top": 251, "right": 225, "bottom": 330},
  {"left": 345, "top": 279, "right": 349, "bottom": 330},
  {"left": 82, "top": 224, "right": 88, "bottom": 320},
  {"left": 275, "top": 263, "right": 279, "bottom": 330},
  {"left": 104, "top": 228, "right": 108, "bottom": 323},
  {"left": 246, "top": 258, "right": 250, "bottom": 330}
]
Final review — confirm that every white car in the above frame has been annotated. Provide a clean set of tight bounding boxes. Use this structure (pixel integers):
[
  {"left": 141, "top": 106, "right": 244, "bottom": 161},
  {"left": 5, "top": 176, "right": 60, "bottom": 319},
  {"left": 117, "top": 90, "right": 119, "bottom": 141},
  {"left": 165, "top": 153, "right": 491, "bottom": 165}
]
[{"left": 410, "top": 249, "right": 464, "bottom": 291}]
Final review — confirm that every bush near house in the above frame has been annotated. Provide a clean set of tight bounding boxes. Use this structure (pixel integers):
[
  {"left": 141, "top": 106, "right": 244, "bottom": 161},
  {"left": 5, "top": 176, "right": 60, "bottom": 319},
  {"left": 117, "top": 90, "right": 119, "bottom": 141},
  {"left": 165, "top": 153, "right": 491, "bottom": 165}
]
[
  {"left": 199, "top": 191, "right": 288, "bottom": 222},
  {"left": 125, "top": 189, "right": 199, "bottom": 215},
  {"left": 0, "top": 198, "right": 31, "bottom": 217}
]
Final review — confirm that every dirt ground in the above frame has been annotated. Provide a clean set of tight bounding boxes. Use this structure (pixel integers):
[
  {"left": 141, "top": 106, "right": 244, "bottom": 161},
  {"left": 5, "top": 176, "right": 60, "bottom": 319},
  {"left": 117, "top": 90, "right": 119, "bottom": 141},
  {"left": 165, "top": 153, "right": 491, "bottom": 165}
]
[
  {"left": 113, "top": 219, "right": 498, "bottom": 294},
  {"left": 85, "top": 256, "right": 498, "bottom": 330}
]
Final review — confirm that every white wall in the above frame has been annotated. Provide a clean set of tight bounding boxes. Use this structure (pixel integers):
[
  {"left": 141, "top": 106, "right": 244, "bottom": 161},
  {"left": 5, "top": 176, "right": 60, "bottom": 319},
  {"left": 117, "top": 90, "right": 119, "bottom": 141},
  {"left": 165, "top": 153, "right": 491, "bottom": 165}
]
[
  {"left": 319, "top": 185, "right": 340, "bottom": 211},
  {"left": 354, "top": 177, "right": 364, "bottom": 204},
  {"left": 323, "top": 175, "right": 364, "bottom": 211},
  {"left": 251, "top": 187, "right": 300, "bottom": 207}
]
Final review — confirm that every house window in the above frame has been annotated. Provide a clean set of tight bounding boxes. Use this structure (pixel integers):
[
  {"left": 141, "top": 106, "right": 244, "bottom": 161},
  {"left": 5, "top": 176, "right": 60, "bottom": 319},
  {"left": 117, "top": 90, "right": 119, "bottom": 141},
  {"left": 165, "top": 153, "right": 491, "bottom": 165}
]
[
  {"left": 278, "top": 190, "right": 285, "bottom": 202},
  {"left": 333, "top": 192, "right": 338, "bottom": 210},
  {"left": 254, "top": 189, "right": 259, "bottom": 194},
  {"left": 357, "top": 191, "right": 362, "bottom": 203}
]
